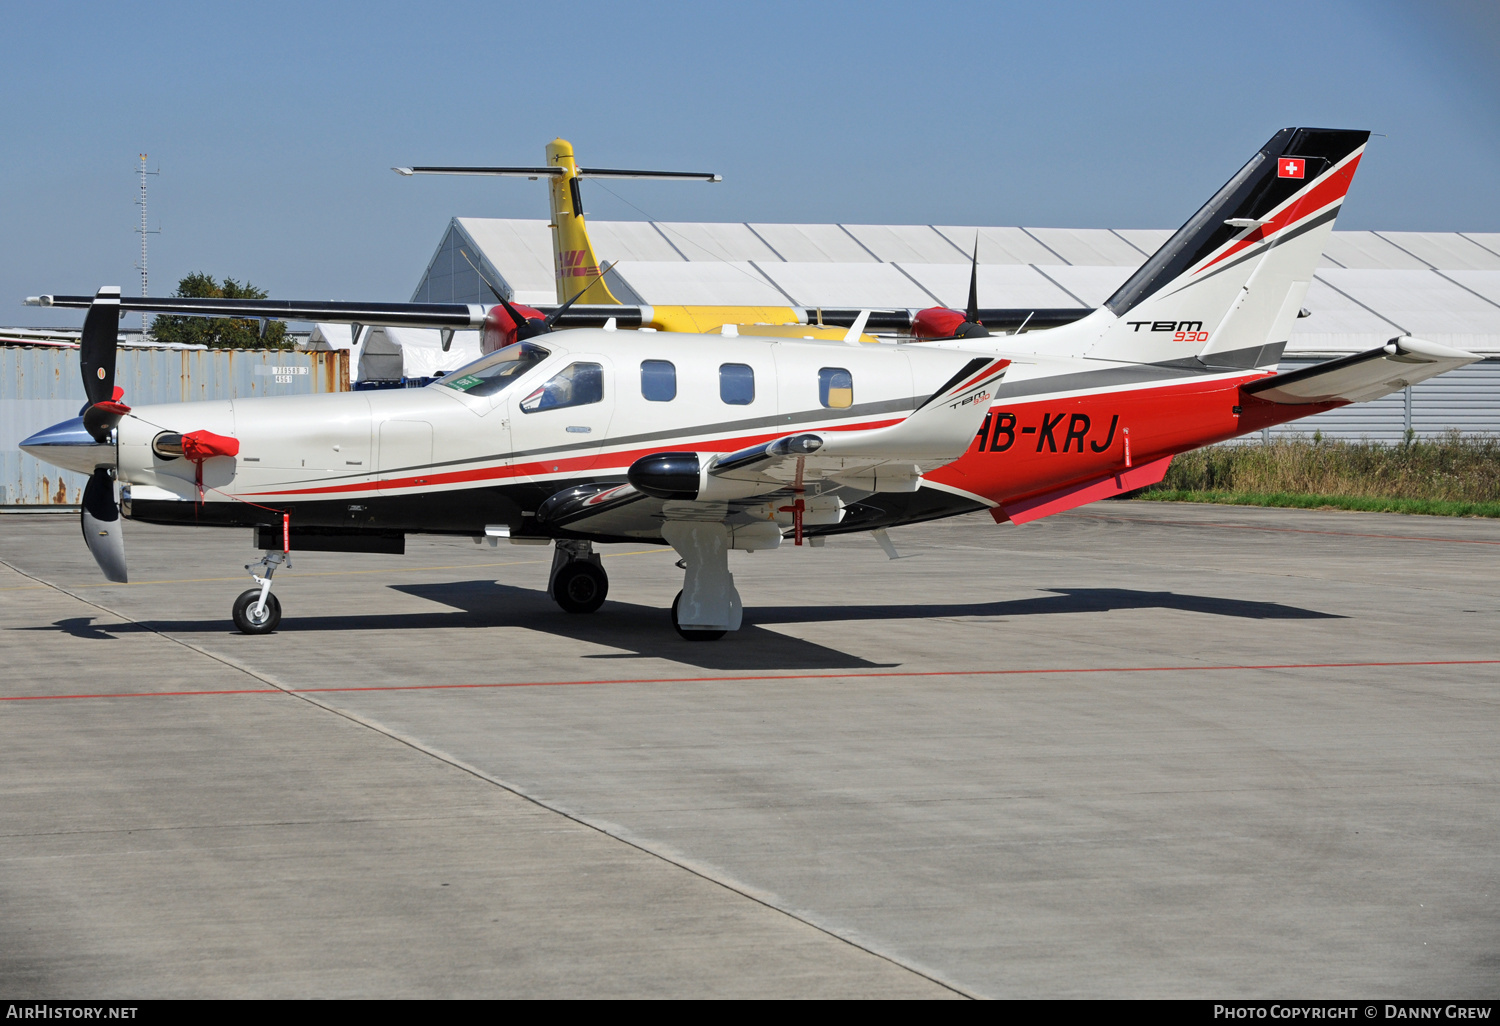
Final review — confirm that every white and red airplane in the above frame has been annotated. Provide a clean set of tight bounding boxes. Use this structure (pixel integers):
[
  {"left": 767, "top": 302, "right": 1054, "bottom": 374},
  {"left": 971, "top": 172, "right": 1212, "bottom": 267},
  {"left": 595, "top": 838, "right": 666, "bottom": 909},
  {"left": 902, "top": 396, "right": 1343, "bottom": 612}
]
[{"left": 22, "top": 127, "right": 1477, "bottom": 639}]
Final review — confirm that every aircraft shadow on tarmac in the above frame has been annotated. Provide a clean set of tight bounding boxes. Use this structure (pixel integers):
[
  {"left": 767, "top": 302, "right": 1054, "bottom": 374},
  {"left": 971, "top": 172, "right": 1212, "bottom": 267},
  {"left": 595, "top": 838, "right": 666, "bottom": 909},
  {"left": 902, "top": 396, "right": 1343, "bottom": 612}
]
[
  {"left": 20, "top": 584, "right": 1341, "bottom": 672},
  {"left": 747, "top": 587, "right": 1347, "bottom": 626}
]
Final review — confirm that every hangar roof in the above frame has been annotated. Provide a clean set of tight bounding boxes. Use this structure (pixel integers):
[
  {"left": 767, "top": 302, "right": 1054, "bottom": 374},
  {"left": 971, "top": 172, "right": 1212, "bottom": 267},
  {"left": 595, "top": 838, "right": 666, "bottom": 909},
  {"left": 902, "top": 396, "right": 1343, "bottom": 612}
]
[{"left": 414, "top": 218, "right": 1500, "bottom": 354}]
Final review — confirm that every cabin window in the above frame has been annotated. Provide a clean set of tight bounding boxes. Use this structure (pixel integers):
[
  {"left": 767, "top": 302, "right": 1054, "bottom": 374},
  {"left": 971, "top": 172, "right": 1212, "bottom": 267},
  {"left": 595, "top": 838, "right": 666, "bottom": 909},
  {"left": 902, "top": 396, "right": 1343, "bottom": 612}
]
[
  {"left": 819, "top": 367, "right": 853, "bottom": 409},
  {"left": 440, "top": 341, "right": 549, "bottom": 397},
  {"left": 641, "top": 360, "right": 676, "bottom": 402},
  {"left": 719, "top": 363, "right": 755, "bottom": 405},
  {"left": 520, "top": 361, "right": 604, "bottom": 413}
]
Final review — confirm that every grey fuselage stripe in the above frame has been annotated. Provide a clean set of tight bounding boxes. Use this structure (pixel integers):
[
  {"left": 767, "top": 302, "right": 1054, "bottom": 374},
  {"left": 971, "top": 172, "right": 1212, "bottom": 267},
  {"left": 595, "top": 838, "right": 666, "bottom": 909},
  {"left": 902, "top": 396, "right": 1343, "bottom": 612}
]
[
  {"left": 1156, "top": 205, "right": 1342, "bottom": 301},
  {"left": 986, "top": 357, "right": 1250, "bottom": 401},
  {"left": 268, "top": 353, "right": 1270, "bottom": 488},
  {"left": 371, "top": 394, "right": 930, "bottom": 478}
]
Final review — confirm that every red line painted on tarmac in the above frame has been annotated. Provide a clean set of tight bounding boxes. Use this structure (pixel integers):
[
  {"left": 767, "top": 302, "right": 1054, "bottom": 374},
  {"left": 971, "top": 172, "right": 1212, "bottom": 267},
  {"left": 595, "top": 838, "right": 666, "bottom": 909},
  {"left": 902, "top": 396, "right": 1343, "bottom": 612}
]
[
  {"left": 1063, "top": 511, "right": 1500, "bottom": 546},
  {"left": 6, "top": 658, "right": 1498, "bottom": 703}
]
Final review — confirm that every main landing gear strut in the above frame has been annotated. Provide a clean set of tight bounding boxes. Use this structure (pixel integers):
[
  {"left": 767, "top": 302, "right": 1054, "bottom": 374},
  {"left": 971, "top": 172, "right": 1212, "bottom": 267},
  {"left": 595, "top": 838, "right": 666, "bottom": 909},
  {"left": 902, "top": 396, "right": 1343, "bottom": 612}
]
[
  {"left": 662, "top": 522, "right": 742, "bottom": 642},
  {"left": 233, "top": 550, "right": 289, "bottom": 634},
  {"left": 549, "top": 539, "right": 608, "bottom": 614}
]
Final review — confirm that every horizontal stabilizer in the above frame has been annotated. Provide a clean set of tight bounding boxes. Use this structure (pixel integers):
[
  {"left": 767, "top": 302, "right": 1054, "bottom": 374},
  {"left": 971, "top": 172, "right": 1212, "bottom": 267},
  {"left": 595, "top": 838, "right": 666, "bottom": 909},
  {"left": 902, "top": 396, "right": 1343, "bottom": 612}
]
[
  {"left": 1244, "top": 337, "right": 1478, "bottom": 406},
  {"left": 393, "top": 165, "right": 721, "bottom": 182}
]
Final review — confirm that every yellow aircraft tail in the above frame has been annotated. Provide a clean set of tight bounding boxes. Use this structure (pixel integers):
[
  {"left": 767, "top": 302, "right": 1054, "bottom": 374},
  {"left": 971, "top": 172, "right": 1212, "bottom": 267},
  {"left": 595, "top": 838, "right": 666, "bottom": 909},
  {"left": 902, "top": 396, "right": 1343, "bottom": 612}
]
[{"left": 545, "top": 139, "right": 620, "bottom": 305}]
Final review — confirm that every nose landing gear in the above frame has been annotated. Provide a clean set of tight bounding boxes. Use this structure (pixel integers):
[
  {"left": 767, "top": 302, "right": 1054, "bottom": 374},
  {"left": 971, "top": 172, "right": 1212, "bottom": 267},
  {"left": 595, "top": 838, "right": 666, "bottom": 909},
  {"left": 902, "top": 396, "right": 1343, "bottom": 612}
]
[
  {"left": 549, "top": 540, "right": 608, "bottom": 614},
  {"left": 233, "top": 550, "right": 289, "bottom": 634}
]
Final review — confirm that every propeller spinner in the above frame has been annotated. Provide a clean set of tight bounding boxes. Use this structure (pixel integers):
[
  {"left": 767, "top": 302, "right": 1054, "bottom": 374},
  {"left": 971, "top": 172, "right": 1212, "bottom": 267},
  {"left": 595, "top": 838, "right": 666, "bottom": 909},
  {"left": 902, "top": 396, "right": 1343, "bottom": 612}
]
[
  {"left": 482, "top": 262, "right": 617, "bottom": 353},
  {"left": 911, "top": 239, "right": 992, "bottom": 340}
]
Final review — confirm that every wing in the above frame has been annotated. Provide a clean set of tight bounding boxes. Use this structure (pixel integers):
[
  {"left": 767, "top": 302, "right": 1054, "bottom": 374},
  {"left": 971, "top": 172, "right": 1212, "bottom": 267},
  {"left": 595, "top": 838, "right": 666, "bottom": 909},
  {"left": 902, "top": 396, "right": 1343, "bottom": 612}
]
[
  {"left": 26, "top": 295, "right": 1092, "bottom": 335},
  {"left": 1243, "top": 336, "right": 1477, "bottom": 405},
  {"left": 24, "top": 294, "right": 650, "bottom": 330}
]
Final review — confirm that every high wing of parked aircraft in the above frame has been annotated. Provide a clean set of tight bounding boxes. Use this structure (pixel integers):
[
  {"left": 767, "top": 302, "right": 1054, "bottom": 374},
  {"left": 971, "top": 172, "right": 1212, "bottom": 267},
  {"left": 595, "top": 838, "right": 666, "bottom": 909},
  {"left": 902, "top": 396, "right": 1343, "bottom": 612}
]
[
  {"left": 389, "top": 137, "right": 1094, "bottom": 341},
  {"left": 22, "top": 127, "right": 1478, "bottom": 639},
  {"left": 29, "top": 138, "right": 1085, "bottom": 351}
]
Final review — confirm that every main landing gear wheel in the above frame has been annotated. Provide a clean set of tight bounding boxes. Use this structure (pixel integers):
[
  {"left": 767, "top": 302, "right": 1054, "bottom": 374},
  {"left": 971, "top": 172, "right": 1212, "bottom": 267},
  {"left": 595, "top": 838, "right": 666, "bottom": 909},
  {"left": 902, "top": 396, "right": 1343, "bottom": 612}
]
[
  {"left": 553, "top": 561, "right": 608, "bottom": 614},
  {"left": 232, "top": 588, "right": 281, "bottom": 635},
  {"left": 671, "top": 591, "right": 725, "bottom": 642}
]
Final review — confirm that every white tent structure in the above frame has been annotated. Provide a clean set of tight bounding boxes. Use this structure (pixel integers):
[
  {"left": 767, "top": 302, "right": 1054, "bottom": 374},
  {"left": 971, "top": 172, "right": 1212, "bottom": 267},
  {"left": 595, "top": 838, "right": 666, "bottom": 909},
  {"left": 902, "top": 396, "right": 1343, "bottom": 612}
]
[
  {"left": 308, "top": 323, "right": 481, "bottom": 383},
  {"left": 410, "top": 218, "right": 1500, "bottom": 362}
]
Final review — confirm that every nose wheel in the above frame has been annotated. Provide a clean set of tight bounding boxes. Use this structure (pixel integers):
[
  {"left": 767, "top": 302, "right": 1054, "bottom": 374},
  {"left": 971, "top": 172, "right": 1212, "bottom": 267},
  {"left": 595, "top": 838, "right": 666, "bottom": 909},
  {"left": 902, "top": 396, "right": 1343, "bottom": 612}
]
[
  {"left": 233, "top": 589, "right": 282, "bottom": 634},
  {"left": 234, "top": 550, "right": 289, "bottom": 634}
]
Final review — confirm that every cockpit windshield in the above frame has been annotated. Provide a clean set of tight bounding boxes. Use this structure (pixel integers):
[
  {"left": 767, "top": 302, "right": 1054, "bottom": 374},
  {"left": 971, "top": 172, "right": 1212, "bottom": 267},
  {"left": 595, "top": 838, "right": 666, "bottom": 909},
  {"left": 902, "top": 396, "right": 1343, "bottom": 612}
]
[{"left": 438, "top": 342, "right": 550, "bottom": 397}]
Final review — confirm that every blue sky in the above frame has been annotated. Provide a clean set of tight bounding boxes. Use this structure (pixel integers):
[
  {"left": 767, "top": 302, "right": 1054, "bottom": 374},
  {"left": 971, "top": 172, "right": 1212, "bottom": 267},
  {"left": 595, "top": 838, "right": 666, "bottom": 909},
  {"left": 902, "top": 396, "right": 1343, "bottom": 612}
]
[{"left": 3, "top": 0, "right": 1497, "bottom": 326}]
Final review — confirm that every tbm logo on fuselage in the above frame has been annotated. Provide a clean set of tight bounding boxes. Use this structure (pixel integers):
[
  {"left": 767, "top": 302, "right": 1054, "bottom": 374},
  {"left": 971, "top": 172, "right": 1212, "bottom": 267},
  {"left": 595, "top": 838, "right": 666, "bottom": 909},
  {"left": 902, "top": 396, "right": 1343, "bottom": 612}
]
[{"left": 1125, "top": 319, "right": 1210, "bottom": 343}]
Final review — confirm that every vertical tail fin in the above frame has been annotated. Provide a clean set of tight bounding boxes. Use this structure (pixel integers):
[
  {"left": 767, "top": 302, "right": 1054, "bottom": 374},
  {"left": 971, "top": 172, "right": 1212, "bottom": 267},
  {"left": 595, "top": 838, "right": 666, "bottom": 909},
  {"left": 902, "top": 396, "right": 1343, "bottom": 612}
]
[
  {"left": 545, "top": 139, "right": 621, "bottom": 306},
  {"left": 1080, "top": 128, "right": 1370, "bottom": 367}
]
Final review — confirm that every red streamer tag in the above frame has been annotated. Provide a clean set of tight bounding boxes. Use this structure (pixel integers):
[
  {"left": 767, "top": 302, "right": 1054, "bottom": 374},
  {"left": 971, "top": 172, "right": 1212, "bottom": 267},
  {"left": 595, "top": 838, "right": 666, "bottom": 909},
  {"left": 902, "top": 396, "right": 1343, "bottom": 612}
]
[{"left": 283, "top": 514, "right": 290, "bottom": 554}]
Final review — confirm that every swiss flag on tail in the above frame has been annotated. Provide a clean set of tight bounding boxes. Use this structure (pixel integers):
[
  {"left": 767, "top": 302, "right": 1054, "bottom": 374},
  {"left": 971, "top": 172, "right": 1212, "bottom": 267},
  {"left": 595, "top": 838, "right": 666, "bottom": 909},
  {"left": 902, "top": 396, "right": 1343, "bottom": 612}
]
[{"left": 1278, "top": 157, "right": 1306, "bottom": 179}]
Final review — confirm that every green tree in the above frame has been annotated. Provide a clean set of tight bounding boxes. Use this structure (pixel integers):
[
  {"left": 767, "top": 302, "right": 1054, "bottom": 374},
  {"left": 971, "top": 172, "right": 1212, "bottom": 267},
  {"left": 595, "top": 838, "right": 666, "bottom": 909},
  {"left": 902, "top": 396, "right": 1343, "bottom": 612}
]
[{"left": 148, "top": 273, "right": 291, "bottom": 349}]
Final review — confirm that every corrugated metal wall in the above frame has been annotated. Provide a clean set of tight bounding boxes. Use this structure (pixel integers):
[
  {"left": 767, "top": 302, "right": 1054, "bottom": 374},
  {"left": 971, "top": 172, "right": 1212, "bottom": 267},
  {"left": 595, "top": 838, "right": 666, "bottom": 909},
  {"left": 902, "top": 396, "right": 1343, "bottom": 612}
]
[
  {"left": 1, "top": 347, "right": 348, "bottom": 506},
  {"left": 1264, "top": 358, "right": 1500, "bottom": 443}
]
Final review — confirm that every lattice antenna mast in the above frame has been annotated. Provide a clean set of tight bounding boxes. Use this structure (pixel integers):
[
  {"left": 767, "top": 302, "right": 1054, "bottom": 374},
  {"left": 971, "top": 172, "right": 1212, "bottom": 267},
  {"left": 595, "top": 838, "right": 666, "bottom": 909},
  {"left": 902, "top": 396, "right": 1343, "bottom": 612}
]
[{"left": 135, "top": 154, "right": 160, "bottom": 333}]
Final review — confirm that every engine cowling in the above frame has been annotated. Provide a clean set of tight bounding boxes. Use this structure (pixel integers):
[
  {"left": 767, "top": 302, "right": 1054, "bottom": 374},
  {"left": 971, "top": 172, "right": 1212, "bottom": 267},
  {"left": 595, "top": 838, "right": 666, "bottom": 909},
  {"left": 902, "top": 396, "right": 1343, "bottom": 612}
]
[
  {"left": 627, "top": 452, "right": 701, "bottom": 500},
  {"left": 911, "top": 307, "right": 967, "bottom": 339},
  {"left": 482, "top": 301, "right": 545, "bottom": 354}
]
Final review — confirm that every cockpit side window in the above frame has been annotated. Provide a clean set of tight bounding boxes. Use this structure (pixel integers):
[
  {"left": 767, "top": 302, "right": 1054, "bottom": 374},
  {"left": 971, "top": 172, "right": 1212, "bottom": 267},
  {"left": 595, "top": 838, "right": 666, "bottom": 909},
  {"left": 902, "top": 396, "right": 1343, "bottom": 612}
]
[
  {"left": 439, "top": 342, "right": 549, "bottom": 397},
  {"left": 520, "top": 362, "right": 604, "bottom": 413}
]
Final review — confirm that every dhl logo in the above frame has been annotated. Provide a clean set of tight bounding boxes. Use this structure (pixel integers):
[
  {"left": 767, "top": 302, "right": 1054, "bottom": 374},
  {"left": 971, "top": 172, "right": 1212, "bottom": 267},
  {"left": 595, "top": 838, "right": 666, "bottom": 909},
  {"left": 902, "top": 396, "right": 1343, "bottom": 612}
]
[{"left": 556, "top": 250, "right": 600, "bottom": 279}]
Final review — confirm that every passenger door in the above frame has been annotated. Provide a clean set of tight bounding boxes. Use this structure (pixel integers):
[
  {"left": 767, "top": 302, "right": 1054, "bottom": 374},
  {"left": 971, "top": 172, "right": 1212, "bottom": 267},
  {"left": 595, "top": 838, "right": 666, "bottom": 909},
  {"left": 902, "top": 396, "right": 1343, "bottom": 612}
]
[{"left": 506, "top": 354, "right": 615, "bottom": 476}]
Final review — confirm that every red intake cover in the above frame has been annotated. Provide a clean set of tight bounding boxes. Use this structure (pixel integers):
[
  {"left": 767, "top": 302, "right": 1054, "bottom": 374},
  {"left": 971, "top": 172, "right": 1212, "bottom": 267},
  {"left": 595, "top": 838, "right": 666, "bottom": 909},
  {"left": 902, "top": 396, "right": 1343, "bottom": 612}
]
[
  {"left": 911, "top": 307, "right": 967, "bottom": 339},
  {"left": 181, "top": 430, "right": 240, "bottom": 462},
  {"left": 482, "top": 302, "right": 544, "bottom": 354}
]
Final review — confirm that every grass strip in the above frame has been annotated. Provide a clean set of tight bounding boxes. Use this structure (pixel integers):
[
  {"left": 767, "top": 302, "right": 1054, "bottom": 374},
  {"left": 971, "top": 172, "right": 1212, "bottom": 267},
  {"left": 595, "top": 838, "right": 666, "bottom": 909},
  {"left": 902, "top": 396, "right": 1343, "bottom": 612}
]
[{"left": 1136, "top": 489, "right": 1500, "bottom": 518}]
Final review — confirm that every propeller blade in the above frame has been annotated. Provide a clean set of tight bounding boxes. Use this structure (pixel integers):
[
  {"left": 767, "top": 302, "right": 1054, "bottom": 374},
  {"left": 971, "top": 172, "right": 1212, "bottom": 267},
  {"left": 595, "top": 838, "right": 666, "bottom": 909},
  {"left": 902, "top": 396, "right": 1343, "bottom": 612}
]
[
  {"left": 542, "top": 261, "right": 617, "bottom": 332},
  {"left": 81, "top": 468, "right": 127, "bottom": 583},
  {"left": 80, "top": 287, "right": 122, "bottom": 407},
  {"left": 966, "top": 237, "right": 981, "bottom": 325}
]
